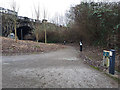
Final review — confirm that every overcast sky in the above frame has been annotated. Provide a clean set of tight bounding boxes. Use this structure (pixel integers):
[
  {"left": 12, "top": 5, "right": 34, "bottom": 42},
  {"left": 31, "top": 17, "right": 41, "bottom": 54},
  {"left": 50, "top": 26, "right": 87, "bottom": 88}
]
[{"left": 0, "top": 0, "right": 119, "bottom": 23}]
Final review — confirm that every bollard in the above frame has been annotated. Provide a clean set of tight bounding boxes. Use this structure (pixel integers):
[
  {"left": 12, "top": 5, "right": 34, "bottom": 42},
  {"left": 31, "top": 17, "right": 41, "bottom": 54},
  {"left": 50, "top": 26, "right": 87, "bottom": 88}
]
[{"left": 109, "top": 49, "right": 115, "bottom": 75}]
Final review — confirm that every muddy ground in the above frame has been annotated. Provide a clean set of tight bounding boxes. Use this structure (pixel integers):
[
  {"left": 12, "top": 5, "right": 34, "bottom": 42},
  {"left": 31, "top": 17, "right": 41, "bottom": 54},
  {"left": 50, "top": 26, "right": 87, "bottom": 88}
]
[{"left": 1, "top": 37, "right": 65, "bottom": 56}]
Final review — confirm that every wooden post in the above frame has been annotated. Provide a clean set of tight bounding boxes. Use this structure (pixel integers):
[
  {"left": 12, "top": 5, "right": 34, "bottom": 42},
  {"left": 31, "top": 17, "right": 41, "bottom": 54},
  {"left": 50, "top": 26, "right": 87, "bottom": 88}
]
[
  {"left": 43, "top": 19, "right": 47, "bottom": 43},
  {"left": 14, "top": 20, "right": 17, "bottom": 42}
]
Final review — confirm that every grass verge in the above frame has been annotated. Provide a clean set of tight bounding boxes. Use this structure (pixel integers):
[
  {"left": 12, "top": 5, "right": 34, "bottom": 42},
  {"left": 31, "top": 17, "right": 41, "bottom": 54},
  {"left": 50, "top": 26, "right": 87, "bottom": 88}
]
[
  {"left": 89, "top": 65, "right": 101, "bottom": 71},
  {"left": 89, "top": 65, "right": 120, "bottom": 84},
  {"left": 104, "top": 73, "right": 120, "bottom": 84}
]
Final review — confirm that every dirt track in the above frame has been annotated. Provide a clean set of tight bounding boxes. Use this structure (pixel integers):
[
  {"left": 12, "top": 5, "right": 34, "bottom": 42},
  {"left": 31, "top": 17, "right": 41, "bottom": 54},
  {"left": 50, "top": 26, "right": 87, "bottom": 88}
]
[{"left": 2, "top": 46, "right": 118, "bottom": 88}]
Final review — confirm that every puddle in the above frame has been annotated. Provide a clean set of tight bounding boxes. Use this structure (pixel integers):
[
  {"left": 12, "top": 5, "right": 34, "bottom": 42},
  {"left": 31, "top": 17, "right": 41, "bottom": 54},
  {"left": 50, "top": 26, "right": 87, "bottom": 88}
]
[
  {"left": 3, "top": 63, "right": 9, "bottom": 65},
  {"left": 59, "top": 57, "right": 79, "bottom": 61}
]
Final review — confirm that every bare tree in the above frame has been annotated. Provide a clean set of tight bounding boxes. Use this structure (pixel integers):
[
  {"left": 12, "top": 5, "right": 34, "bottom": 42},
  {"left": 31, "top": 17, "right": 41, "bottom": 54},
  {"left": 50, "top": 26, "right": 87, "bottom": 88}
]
[
  {"left": 34, "top": 5, "right": 41, "bottom": 42},
  {"left": 54, "top": 13, "right": 59, "bottom": 25},
  {"left": 11, "top": 0, "right": 19, "bottom": 42},
  {"left": 58, "top": 14, "right": 66, "bottom": 26},
  {"left": 43, "top": 8, "right": 47, "bottom": 43},
  {"left": 51, "top": 13, "right": 66, "bottom": 26}
]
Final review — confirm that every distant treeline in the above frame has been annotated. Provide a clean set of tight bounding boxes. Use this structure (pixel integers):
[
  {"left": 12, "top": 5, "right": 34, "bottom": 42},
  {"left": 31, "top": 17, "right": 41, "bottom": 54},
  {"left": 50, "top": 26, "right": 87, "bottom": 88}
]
[
  {"left": 2, "top": 2, "right": 120, "bottom": 49},
  {"left": 33, "top": 1, "right": 120, "bottom": 49},
  {"left": 65, "top": 2, "right": 120, "bottom": 49}
]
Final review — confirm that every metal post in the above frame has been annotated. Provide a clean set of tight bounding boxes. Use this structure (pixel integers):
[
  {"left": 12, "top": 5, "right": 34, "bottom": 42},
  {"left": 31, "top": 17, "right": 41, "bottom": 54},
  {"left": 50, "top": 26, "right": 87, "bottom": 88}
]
[
  {"left": 21, "top": 29, "right": 23, "bottom": 40},
  {"left": 44, "top": 20, "right": 47, "bottom": 43},
  {"left": 0, "top": 13, "right": 1, "bottom": 36},
  {"left": 109, "top": 49, "right": 115, "bottom": 75}
]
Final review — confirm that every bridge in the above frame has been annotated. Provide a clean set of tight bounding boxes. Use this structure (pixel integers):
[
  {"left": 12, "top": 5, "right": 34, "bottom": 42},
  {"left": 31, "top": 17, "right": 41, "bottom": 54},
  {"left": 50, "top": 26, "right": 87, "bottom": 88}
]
[
  {"left": 16, "top": 16, "right": 36, "bottom": 40},
  {"left": 1, "top": 7, "right": 41, "bottom": 40}
]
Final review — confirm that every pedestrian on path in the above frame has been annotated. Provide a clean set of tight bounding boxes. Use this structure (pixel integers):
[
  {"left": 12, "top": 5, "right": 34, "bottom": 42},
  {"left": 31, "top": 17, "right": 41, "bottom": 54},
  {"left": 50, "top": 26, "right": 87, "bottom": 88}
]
[
  {"left": 63, "top": 40, "right": 66, "bottom": 45},
  {"left": 80, "top": 41, "right": 82, "bottom": 51}
]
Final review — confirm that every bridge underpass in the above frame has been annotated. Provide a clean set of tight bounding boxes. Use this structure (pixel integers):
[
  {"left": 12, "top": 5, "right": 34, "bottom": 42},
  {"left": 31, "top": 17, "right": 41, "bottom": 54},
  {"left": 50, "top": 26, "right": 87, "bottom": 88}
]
[{"left": 16, "top": 26, "right": 32, "bottom": 40}]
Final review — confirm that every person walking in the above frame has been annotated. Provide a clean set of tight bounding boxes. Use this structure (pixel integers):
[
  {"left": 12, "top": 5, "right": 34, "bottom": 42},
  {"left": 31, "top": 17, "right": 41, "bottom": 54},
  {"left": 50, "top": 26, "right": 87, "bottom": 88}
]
[
  {"left": 80, "top": 41, "right": 82, "bottom": 51},
  {"left": 63, "top": 40, "right": 66, "bottom": 45}
]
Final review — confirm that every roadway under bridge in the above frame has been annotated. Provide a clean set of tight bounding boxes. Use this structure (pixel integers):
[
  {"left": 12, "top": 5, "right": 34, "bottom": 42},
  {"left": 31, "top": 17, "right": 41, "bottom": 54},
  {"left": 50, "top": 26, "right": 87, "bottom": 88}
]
[
  {"left": 14, "top": 16, "right": 34, "bottom": 40},
  {"left": 16, "top": 26, "right": 32, "bottom": 40}
]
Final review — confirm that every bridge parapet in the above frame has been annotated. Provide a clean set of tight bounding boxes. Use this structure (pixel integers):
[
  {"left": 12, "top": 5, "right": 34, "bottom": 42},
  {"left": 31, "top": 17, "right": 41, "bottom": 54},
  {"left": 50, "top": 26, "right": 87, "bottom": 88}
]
[{"left": 1, "top": 7, "right": 43, "bottom": 38}]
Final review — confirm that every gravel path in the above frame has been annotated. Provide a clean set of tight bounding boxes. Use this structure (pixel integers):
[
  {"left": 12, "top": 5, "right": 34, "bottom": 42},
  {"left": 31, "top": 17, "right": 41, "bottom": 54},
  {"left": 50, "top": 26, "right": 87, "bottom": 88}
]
[{"left": 2, "top": 46, "right": 118, "bottom": 88}]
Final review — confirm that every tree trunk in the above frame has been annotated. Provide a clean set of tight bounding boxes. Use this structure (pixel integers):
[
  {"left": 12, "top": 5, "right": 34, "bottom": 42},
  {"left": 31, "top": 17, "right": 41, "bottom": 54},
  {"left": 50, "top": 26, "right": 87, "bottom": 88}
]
[
  {"left": 36, "top": 33, "right": 39, "bottom": 42},
  {"left": 15, "top": 20, "right": 17, "bottom": 43}
]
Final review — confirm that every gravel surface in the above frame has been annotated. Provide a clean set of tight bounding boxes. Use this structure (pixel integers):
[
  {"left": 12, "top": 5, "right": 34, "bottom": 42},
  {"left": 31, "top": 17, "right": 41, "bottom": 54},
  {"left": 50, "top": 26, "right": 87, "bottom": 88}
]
[{"left": 2, "top": 46, "right": 118, "bottom": 88}]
